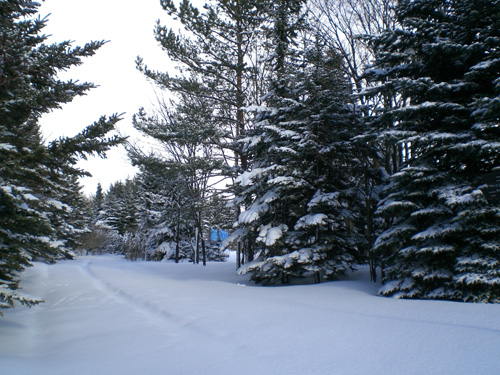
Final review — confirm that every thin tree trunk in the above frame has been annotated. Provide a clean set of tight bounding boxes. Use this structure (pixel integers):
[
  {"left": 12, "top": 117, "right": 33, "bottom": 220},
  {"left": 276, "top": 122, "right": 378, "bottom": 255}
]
[
  {"left": 236, "top": 241, "right": 241, "bottom": 269},
  {"left": 195, "top": 227, "right": 200, "bottom": 264},
  {"left": 175, "top": 220, "right": 181, "bottom": 263}
]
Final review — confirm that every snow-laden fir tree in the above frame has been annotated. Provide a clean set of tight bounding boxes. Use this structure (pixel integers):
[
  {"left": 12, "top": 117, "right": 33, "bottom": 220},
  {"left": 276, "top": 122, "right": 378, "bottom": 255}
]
[
  {"left": 99, "top": 179, "right": 139, "bottom": 236},
  {"left": 228, "top": 1, "right": 363, "bottom": 284},
  {"left": 133, "top": 160, "right": 188, "bottom": 262},
  {"left": 0, "top": 0, "right": 124, "bottom": 312},
  {"left": 81, "top": 183, "right": 124, "bottom": 255},
  {"left": 366, "top": 0, "right": 500, "bottom": 302},
  {"left": 92, "top": 182, "right": 105, "bottom": 220}
]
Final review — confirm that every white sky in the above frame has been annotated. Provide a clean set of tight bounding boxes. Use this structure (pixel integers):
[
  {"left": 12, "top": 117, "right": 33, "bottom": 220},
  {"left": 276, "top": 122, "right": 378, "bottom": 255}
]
[{"left": 38, "top": 0, "right": 176, "bottom": 195}]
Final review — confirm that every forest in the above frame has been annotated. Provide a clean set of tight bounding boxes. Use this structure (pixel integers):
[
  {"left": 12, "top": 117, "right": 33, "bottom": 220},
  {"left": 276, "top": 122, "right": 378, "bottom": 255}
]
[{"left": 1, "top": 0, "right": 500, "bottom": 315}]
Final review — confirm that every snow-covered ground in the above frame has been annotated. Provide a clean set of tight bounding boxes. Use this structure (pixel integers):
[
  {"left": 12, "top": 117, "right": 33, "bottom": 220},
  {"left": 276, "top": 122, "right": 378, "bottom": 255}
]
[{"left": 1, "top": 254, "right": 500, "bottom": 375}]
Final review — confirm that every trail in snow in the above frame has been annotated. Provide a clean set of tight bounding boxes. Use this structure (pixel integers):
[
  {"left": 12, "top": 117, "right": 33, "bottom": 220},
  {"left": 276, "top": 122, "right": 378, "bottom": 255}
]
[
  {"left": 79, "top": 259, "right": 177, "bottom": 323},
  {"left": 79, "top": 258, "right": 263, "bottom": 356},
  {"left": 1, "top": 255, "right": 500, "bottom": 375}
]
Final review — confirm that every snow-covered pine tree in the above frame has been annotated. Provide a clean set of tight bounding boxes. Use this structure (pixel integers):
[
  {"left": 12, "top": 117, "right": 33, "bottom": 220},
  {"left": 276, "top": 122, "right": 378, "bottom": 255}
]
[
  {"left": 291, "top": 43, "right": 366, "bottom": 281},
  {"left": 138, "top": 0, "right": 271, "bottom": 178},
  {"left": 366, "top": 0, "right": 500, "bottom": 302},
  {"left": 137, "top": 1, "right": 282, "bottom": 265},
  {"left": 99, "top": 180, "right": 139, "bottom": 237},
  {"left": 47, "top": 174, "right": 89, "bottom": 256},
  {"left": 81, "top": 182, "right": 122, "bottom": 255},
  {"left": 92, "top": 183, "right": 105, "bottom": 220},
  {"left": 134, "top": 163, "right": 185, "bottom": 261},
  {"left": 0, "top": 0, "right": 124, "bottom": 312},
  {"left": 229, "top": 2, "right": 363, "bottom": 284}
]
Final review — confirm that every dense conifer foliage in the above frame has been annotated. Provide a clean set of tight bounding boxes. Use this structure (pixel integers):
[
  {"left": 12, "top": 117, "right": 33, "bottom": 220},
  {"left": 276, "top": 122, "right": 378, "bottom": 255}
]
[
  {"left": 0, "top": 0, "right": 124, "bottom": 312},
  {"left": 366, "top": 0, "right": 500, "bottom": 301}
]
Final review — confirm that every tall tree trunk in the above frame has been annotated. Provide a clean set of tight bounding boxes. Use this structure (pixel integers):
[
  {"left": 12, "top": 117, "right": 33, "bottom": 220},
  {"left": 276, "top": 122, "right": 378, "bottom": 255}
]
[
  {"left": 236, "top": 16, "right": 247, "bottom": 172},
  {"left": 366, "top": 196, "right": 377, "bottom": 282},
  {"left": 175, "top": 215, "right": 181, "bottom": 263},
  {"left": 247, "top": 239, "right": 254, "bottom": 262},
  {"left": 236, "top": 241, "right": 241, "bottom": 269}
]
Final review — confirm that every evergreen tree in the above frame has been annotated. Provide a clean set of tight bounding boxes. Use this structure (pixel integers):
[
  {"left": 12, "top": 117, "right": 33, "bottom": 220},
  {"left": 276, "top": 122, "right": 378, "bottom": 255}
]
[
  {"left": 228, "top": 3, "right": 363, "bottom": 283},
  {"left": 132, "top": 160, "right": 188, "bottom": 261},
  {"left": 93, "top": 183, "right": 105, "bottom": 220},
  {"left": 366, "top": 0, "right": 500, "bottom": 302},
  {"left": 49, "top": 174, "right": 89, "bottom": 256},
  {"left": 136, "top": 0, "right": 282, "bottom": 265},
  {"left": 79, "top": 182, "right": 111, "bottom": 255},
  {"left": 99, "top": 180, "right": 139, "bottom": 236},
  {"left": 0, "top": 0, "right": 124, "bottom": 312}
]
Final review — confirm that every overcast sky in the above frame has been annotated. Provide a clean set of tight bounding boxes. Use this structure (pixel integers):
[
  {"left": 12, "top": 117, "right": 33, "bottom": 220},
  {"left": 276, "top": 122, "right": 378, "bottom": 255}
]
[{"left": 38, "top": 0, "right": 176, "bottom": 195}]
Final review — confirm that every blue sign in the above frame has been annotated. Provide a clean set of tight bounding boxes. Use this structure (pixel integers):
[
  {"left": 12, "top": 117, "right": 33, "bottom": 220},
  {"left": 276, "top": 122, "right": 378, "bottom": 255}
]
[{"left": 211, "top": 229, "right": 229, "bottom": 242}]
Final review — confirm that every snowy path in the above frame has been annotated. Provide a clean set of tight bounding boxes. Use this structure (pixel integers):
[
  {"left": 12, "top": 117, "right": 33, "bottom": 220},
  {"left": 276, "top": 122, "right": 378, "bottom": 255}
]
[{"left": 1, "top": 255, "right": 500, "bottom": 375}]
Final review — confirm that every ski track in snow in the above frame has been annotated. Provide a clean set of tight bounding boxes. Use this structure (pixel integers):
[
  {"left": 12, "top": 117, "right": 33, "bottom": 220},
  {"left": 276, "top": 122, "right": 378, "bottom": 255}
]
[
  {"left": 80, "top": 258, "right": 218, "bottom": 334},
  {"left": 79, "top": 259, "right": 177, "bottom": 324},
  {"left": 78, "top": 258, "right": 262, "bottom": 359}
]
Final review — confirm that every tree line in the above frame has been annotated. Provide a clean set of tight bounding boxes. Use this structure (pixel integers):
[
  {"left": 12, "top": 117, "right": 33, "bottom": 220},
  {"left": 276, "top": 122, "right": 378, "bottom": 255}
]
[{"left": 2, "top": 0, "right": 500, "bottom": 314}]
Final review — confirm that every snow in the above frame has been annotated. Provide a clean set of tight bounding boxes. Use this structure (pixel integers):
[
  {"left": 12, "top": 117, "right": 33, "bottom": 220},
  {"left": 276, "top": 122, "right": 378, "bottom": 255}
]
[
  {"left": 22, "top": 193, "right": 39, "bottom": 201},
  {"left": 257, "top": 224, "right": 286, "bottom": 246},
  {"left": 308, "top": 190, "right": 340, "bottom": 208},
  {"left": 2, "top": 255, "right": 500, "bottom": 375},
  {"left": 416, "top": 245, "right": 455, "bottom": 254},
  {"left": 411, "top": 222, "right": 462, "bottom": 241},
  {"left": 45, "top": 198, "right": 71, "bottom": 211},
  {"left": 221, "top": 228, "right": 246, "bottom": 249},
  {"left": 263, "top": 124, "right": 300, "bottom": 139},
  {"left": 295, "top": 213, "right": 328, "bottom": 230},
  {"left": 471, "top": 58, "right": 500, "bottom": 70},
  {"left": 238, "top": 204, "right": 265, "bottom": 224},
  {"left": 268, "top": 176, "right": 299, "bottom": 186},
  {"left": 0, "top": 143, "right": 16, "bottom": 151},
  {"left": 373, "top": 223, "right": 415, "bottom": 249},
  {"left": 235, "top": 167, "right": 266, "bottom": 186}
]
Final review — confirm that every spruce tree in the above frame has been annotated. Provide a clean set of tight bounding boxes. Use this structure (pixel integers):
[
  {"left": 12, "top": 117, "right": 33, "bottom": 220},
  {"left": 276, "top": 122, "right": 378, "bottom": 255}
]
[
  {"left": 99, "top": 180, "right": 139, "bottom": 236},
  {"left": 366, "top": 0, "right": 500, "bottom": 302},
  {"left": 135, "top": 166, "right": 178, "bottom": 260},
  {"left": 93, "top": 183, "right": 105, "bottom": 220},
  {"left": 0, "top": 0, "right": 124, "bottom": 312},
  {"left": 229, "top": 3, "right": 363, "bottom": 283}
]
